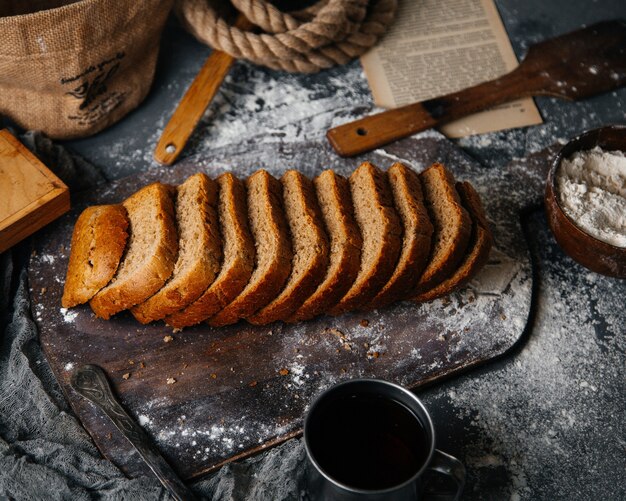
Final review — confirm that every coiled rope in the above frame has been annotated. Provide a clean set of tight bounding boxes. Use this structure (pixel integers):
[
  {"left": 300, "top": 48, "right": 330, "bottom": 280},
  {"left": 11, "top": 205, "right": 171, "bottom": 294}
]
[{"left": 176, "top": 0, "right": 398, "bottom": 73}]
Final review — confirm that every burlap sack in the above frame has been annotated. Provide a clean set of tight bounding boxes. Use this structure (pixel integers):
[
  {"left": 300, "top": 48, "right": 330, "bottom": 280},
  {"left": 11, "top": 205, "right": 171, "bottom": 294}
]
[{"left": 0, "top": 0, "right": 174, "bottom": 140}]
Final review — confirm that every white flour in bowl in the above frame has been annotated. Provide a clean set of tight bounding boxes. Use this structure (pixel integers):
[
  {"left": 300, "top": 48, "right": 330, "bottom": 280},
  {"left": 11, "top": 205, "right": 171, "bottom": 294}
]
[{"left": 556, "top": 146, "right": 626, "bottom": 247}]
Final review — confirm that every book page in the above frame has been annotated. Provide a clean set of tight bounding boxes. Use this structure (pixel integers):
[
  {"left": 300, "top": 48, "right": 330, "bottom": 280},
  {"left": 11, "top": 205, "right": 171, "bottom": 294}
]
[{"left": 361, "top": 0, "right": 542, "bottom": 138}]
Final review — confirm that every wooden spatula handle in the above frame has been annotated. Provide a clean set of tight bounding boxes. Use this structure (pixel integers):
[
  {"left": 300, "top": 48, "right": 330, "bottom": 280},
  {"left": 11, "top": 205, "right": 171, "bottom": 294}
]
[
  {"left": 327, "top": 69, "right": 529, "bottom": 157},
  {"left": 154, "top": 15, "right": 253, "bottom": 165}
]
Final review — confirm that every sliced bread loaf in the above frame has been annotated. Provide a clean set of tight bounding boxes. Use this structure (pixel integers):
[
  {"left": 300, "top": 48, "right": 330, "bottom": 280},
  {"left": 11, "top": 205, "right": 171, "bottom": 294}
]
[
  {"left": 208, "top": 170, "right": 292, "bottom": 327},
  {"left": 367, "top": 163, "right": 433, "bottom": 309},
  {"left": 412, "top": 163, "right": 472, "bottom": 295},
  {"left": 328, "top": 161, "right": 403, "bottom": 315},
  {"left": 165, "top": 173, "right": 255, "bottom": 329},
  {"left": 131, "top": 173, "right": 222, "bottom": 324},
  {"left": 414, "top": 181, "right": 492, "bottom": 302},
  {"left": 62, "top": 205, "right": 129, "bottom": 308},
  {"left": 288, "top": 170, "right": 362, "bottom": 322},
  {"left": 90, "top": 183, "right": 178, "bottom": 319},
  {"left": 248, "top": 170, "right": 329, "bottom": 325}
]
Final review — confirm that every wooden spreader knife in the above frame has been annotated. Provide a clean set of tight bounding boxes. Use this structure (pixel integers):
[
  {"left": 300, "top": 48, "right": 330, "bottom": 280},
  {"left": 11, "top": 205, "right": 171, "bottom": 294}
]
[
  {"left": 327, "top": 20, "right": 626, "bottom": 157},
  {"left": 154, "top": 15, "right": 253, "bottom": 166}
]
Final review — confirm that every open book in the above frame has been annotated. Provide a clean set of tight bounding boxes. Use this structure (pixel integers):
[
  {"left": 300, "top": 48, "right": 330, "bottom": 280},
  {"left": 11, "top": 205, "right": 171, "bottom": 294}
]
[{"left": 361, "top": 0, "right": 542, "bottom": 138}]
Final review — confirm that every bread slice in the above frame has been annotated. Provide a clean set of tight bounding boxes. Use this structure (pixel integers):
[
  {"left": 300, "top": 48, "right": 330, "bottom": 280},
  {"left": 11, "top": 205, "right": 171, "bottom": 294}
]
[
  {"left": 248, "top": 171, "right": 329, "bottom": 325},
  {"left": 288, "top": 170, "right": 362, "bottom": 322},
  {"left": 414, "top": 181, "right": 492, "bottom": 302},
  {"left": 62, "top": 205, "right": 129, "bottom": 308},
  {"left": 412, "top": 163, "right": 472, "bottom": 296},
  {"left": 131, "top": 174, "right": 221, "bottom": 324},
  {"left": 208, "top": 170, "right": 292, "bottom": 327},
  {"left": 367, "top": 163, "right": 433, "bottom": 309},
  {"left": 90, "top": 183, "right": 178, "bottom": 319},
  {"left": 165, "top": 173, "right": 255, "bottom": 329},
  {"left": 328, "top": 162, "right": 403, "bottom": 315}
]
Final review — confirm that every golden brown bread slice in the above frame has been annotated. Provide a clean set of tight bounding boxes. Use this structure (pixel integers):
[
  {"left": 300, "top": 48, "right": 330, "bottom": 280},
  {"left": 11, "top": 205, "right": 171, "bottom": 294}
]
[
  {"left": 61, "top": 205, "right": 129, "bottom": 308},
  {"left": 89, "top": 183, "right": 178, "bottom": 319},
  {"left": 414, "top": 181, "right": 493, "bottom": 302},
  {"left": 288, "top": 170, "right": 362, "bottom": 322},
  {"left": 165, "top": 173, "right": 255, "bottom": 329},
  {"left": 208, "top": 170, "right": 292, "bottom": 327},
  {"left": 131, "top": 173, "right": 222, "bottom": 324},
  {"left": 328, "top": 161, "right": 403, "bottom": 315},
  {"left": 412, "top": 163, "right": 472, "bottom": 296},
  {"left": 367, "top": 162, "right": 433, "bottom": 309},
  {"left": 248, "top": 170, "right": 329, "bottom": 325}
]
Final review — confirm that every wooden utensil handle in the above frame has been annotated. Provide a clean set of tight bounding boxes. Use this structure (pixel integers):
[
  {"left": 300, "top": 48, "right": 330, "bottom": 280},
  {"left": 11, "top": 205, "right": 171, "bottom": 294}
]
[
  {"left": 327, "top": 69, "right": 529, "bottom": 157},
  {"left": 154, "top": 15, "right": 253, "bottom": 166}
]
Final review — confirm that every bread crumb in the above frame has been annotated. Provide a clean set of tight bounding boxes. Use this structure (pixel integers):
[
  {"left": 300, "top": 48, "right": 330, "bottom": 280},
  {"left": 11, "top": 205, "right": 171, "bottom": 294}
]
[
  {"left": 325, "top": 327, "right": 353, "bottom": 351},
  {"left": 167, "top": 377, "right": 176, "bottom": 385},
  {"left": 41, "top": 287, "right": 47, "bottom": 294},
  {"left": 140, "top": 361, "right": 146, "bottom": 369},
  {"left": 163, "top": 335, "right": 174, "bottom": 343},
  {"left": 122, "top": 373, "right": 130, "bottom": 380},
  {"left": 249, "top": 381, "right": 258, "bottom": 387},
  {"left": 172, "top": 328, "right": 182, "bottom": 334},
  {"left": 107, "top": 433, "right": 112, "bottom": 440},
  {"left": 211, "top": 373, "right": 217, "bottom": 379},
  {"left": 128, "top": 360, "right": 134, "bottom": 365},
  {"left": 360, "top": 319, "right": 369, "bottom": 327},
  {"left": 279, "top": 368, "right": 289, "bottom": 376}
]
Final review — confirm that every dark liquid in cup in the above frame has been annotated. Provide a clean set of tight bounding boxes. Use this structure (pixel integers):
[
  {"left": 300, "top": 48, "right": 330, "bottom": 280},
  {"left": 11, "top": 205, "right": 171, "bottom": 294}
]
[{"left": 307, "top": 393, "right": 430, "bottom": 490}]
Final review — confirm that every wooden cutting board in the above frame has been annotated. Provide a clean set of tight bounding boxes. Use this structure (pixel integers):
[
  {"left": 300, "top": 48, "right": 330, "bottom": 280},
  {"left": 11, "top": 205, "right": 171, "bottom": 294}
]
[{"left": 29, "top": 133, "right": 549, "bottom": 481}]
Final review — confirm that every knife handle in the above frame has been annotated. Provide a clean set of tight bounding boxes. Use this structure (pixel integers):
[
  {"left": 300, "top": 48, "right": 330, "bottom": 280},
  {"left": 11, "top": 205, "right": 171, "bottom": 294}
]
[
  {"left": 154, "top": 15, "right": 253, "bottom": 166},
  {"left": 72, "top": 365, "right": 198, "bottom": 501},
  {"left": 327, "top": 67, "right": 530, "bottom": 157}
]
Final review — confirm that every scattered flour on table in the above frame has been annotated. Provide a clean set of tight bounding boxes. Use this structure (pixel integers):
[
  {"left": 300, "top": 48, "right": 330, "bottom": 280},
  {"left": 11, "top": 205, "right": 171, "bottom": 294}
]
[
  {"left": 556, "top": 146, "right": 626, "bottom": 247},
  {"left": 59, "top": 307, "right": 78, "bottom": 323},
  {"left": 41, "top": 254, "right": 55, "bottom": 264},
  {"left": 436, "top": 216, "right": 626, "bottom": 500}
]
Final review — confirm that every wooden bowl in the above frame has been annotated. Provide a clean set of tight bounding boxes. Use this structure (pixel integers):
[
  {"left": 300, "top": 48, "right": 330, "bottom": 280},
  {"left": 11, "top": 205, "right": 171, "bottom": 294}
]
[{"left": 545, "top": 125, "right": 626, "bottom": 278}]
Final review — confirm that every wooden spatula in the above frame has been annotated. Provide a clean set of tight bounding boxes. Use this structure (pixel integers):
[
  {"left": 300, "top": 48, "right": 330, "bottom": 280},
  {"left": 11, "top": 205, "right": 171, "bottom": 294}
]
[
  {"left": 154, "top": 15, "right": 253, "bottom": 166},
  {"left": 327, "top": 20, "right": 626, "bottom": 157}
]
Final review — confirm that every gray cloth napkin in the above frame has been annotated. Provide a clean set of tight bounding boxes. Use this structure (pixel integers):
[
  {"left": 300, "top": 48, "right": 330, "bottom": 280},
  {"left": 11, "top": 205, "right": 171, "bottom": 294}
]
[{"left": 0, "top": 132, "right": 305, "bottom": 500}]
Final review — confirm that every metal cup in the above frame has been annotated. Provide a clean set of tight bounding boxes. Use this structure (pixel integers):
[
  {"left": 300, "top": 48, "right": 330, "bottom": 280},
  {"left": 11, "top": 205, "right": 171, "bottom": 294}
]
[{"left": 303, "top": 379, "right": 465, "bottom": 501}]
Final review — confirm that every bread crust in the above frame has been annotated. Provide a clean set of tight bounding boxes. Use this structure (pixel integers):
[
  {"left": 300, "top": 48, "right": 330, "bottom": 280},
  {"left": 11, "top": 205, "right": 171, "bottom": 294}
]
[
  {"left": 412, "top": 163, "right": 472, "bottom": 295},
  {"left": 165, "top": 173, "right": 255, "bottom": 329},
  {"left": 414, "top": 181, "right": 492, "bottom": 302},
  {"left": 288, "top": 170, "right": 362, "bottom": 322},
  {"left": 248, "top": 170, "right": 329, "bottom": 325},
  {"left": 62, "top": 205, "right": 129, "bottom": 308},
  {"left": 207, "top": 170, "right": 292, "bottom": 327},
  {"left": 367, "top": 163, "right": 433, "bottom": 309},
  {"left": 328, "top": 162, "right": 402, "bottom": 315},
  {"left": 131, "top": 174, "right": 221, "bottom": 324},
  {"left": 89, "top": 183, "right": 178, "bottom": 319}
]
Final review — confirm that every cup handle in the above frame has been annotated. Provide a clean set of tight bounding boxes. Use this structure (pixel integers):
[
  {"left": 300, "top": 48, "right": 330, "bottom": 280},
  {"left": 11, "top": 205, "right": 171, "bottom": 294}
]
[{"left": 424, "top": 449, "right": 466, "bottom": 501}]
